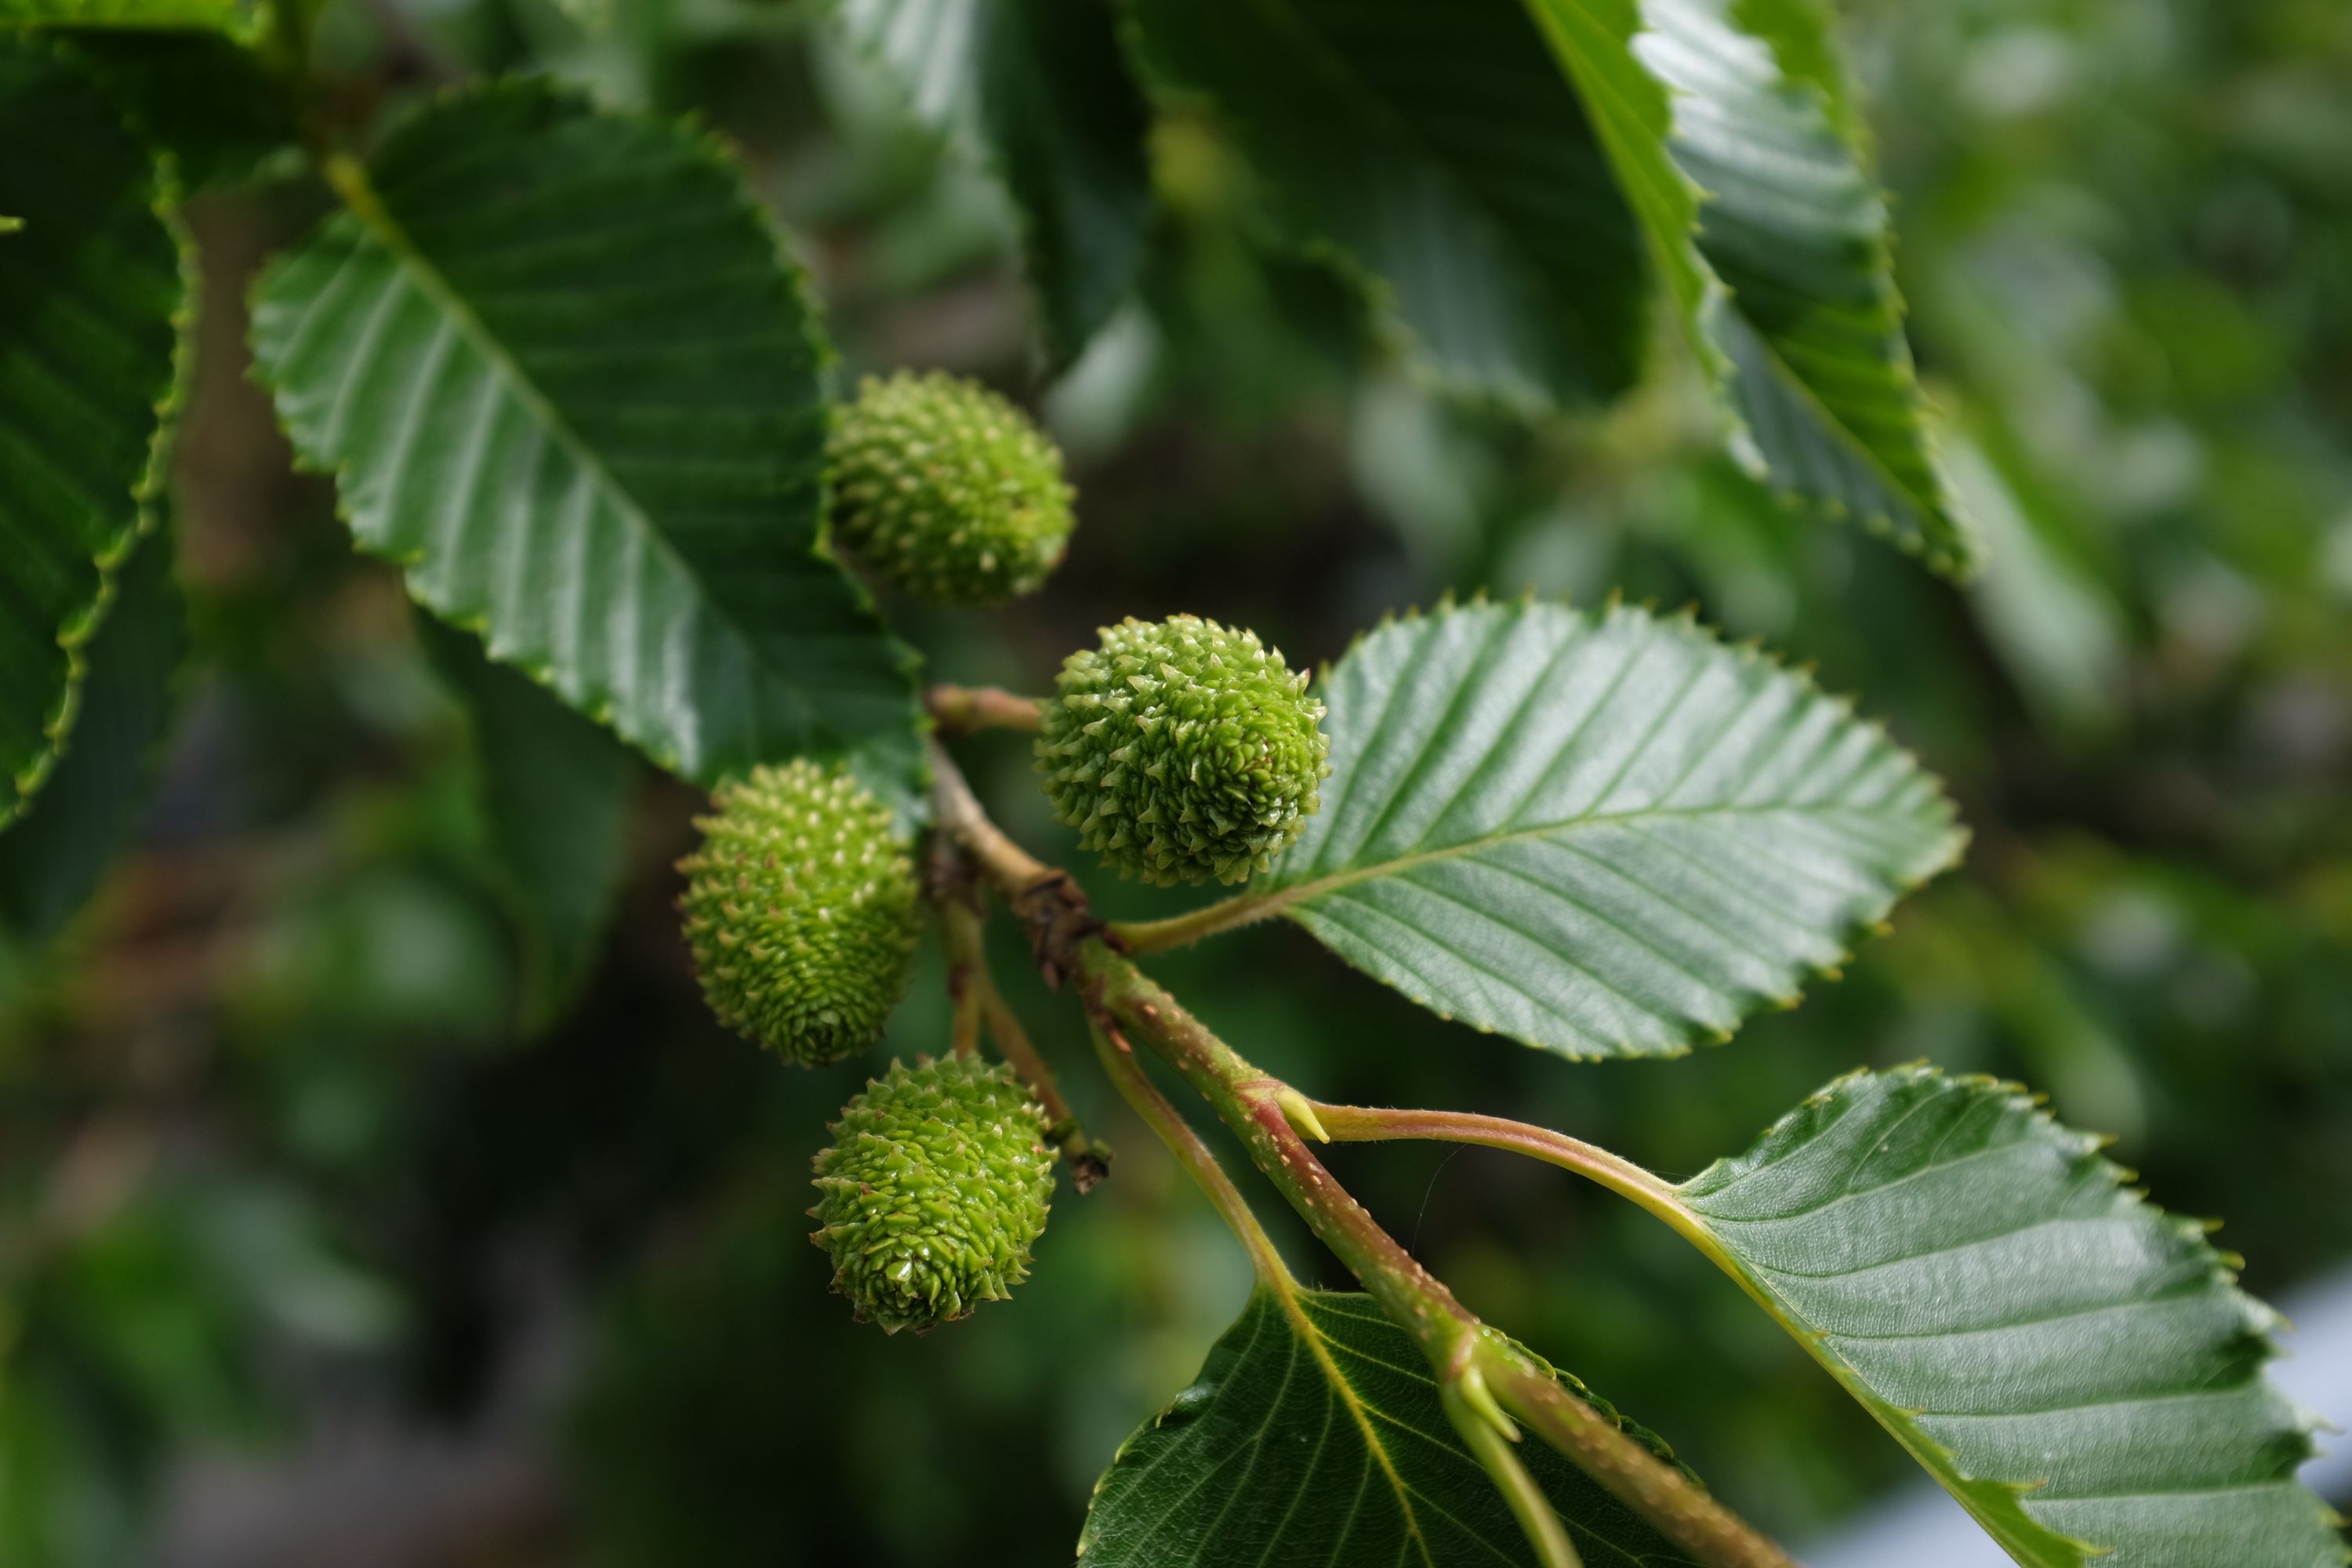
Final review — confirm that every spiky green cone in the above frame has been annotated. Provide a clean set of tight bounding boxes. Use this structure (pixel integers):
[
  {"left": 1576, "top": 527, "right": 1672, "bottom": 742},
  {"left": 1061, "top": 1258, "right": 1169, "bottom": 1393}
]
[
  {"left": 1036, "top": 615, "right": 1330, "bottom": 886},
  {"left": 811, "top": 1057, "right": 1057, "bottom": 1334},
  {"left": 677, "top": 760, "right": 919, "bottom": 1065},
  {"left": 826, "top": 370, "right": 1075, "bottom": 604}
]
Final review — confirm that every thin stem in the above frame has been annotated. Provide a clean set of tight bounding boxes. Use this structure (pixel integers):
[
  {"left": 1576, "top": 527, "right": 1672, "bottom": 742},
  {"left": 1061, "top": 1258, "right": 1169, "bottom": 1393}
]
[
  {"left": 1109, "top": 891, "right": 1283, "bottom": 954},
  {"left": 1481, "top": 1353, "right": 1776, "bottom": 1567},
  {"left": 1087, "top": 1014, "right": 1288, "bottom": 1286},
  {"left": 1443, "top": 1380, "right": 1584, "bottom": 1568},
  {"left": 931, "top": 843, "right": 1107, "bottom": 1185},
  {"left": 981, "top": 982, "right": 1109, "bottom": 1190},
  {"left": 930, "top": 738, "right": 1053, "bottom": 887},
  {"left": 940, "top": 900, "right": 986, "bottom": 1062},
  {"left": 1308, "top": 1104, "right": 1712, "bottom": 1256},
  {"left": 1083, "top": 944, "right": 1472, "bottom": 1341},
  {"left": 930, "top": 757, "right": 1791, "bottom": 1566},
  {"left": 929, "top": 739, "right": 1102, "bottom": 989},
  {"left": 926, "top": 684, "right": 1044, "bottom": 734},
  {"left": 1084, "top": 943, "right": 1795, "bottom": 1568}
]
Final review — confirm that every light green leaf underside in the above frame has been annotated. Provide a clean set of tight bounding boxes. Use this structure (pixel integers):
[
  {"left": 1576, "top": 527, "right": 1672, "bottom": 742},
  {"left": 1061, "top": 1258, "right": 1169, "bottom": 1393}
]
[
  {"left": 1519, "top": 0, "right": 1974, "bottom": 575},
  {"left": 1126, "top": 0, "right": 1649, "bottom": 408},
  {"left": 1261, "top": 598, "right": 1962, "bottom": 1059},
  {"left": 1080, "top": 1289, "right": 1700, "bottom": 1567},
  {"left": 419, "top": 614, "right": 636, "bottom": 1034},
  {"left": 0, "top": 524, "right": 184, "bottom": 947},
  {"left": 0, "top": 0, "right": 255, "bottom": 34},
  {"left": 1677, "top": 1066, "right": 2347, "bottom": 1568},
  {"left": 0, "top": 38, "right": 187, "bottom": 828},
  {"left": 838, "top": 0, "right": 1152, "bottom": 363},
  {"left": 250, "top": 81, "right": 922, "bottom": 799}
]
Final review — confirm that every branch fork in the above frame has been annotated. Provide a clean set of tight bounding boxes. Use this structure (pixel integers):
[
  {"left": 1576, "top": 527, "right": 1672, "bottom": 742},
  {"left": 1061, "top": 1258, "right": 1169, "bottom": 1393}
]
[{"left": 927, "top": 738, "right": 1794, "bottom": 1568}]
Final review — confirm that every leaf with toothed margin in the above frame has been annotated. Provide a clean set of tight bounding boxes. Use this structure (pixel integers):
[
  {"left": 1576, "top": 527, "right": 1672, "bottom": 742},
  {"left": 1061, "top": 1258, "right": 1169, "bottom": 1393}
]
[
  {"left": 1671, "top": 1065, "right": 2347, "bottom": 1566},
  {"left": 0, "top": 523, "right": 185, "bottom": 949},
  {"left": 1516, "top": 0, "right": 1976, "bottom": 575},
  {"left": 1079, "top": 1288, "right": 1704, "bottom": 1567},
  {"left": 249, "top": 81, "right": 923, "bottom": 804},
  {"left": 0, "top": 38, "right": 191, "bottom": 830},
  {"left": 837, "top": 0, "right": 1152, "bottom": 366},
  {"left": 1245, "top": 597, "right": 1964, "bottom": 1060}
]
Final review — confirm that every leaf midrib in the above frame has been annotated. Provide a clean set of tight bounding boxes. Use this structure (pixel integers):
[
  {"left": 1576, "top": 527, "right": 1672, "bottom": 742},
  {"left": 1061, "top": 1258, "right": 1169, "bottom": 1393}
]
[
  {"left": 1265, "top": 795, "right": 1940, "bottom": 924},
  {"left": 320, "top": 154, "right": 827, "bottom": 742},
  {"left": 1737, "top": 308, "right": 1943, "bottom": 537},
  {"left": 1272, "top": 1286, "right": 1438, "bottom": 1566}
]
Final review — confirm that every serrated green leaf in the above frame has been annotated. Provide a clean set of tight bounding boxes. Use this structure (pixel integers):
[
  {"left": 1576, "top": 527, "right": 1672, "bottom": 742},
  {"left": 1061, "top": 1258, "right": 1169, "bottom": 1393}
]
[
  {"left": 418, "top": 614, "right": 636, "bottom": 1034},
  {"left": 0, "top": 37, "right": 188, "bottom": 829},
  {"left": 839, "top": 0, "right": 1152, "bottom": 364},
  {"left": 1080, "top": 1289, "right": 1701, "bottom": 1567},
  {"left": 1519, "top": 0, "right": 1975, "bottom": 575},
  {"left": 1661, "top": 0, "right": 1974, "bottom": 575},
  {"left": 0, "top": 0, "right": 256, "bottom": 35},
  {"left": 249, "top": 82, "right": 923, "bottom": 800},
  {"left": 1674, "top": 1066, "right": 2347, "bottom": 1566},
  {"left": 1251, "top": 598, "right": 1963, "bottom": 1059},
  {"left": 1124, "top": 0, "right": 1650, "bottom": 409},
  {"left": 0, "top": 524, "right": 184, "bottom": 947}
]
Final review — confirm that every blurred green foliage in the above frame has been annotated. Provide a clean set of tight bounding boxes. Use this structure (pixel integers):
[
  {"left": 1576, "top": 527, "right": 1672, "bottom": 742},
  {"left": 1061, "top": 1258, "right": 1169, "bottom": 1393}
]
[{"left": 0, "top": 0, "right": 2346, "bottom": 1560}]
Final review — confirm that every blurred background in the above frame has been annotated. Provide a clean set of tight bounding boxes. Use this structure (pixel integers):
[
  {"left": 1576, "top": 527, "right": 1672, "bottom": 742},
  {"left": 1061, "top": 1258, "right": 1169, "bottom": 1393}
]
[{"left": 3, "top": 0, "right": 2349, "bottom": 1562}]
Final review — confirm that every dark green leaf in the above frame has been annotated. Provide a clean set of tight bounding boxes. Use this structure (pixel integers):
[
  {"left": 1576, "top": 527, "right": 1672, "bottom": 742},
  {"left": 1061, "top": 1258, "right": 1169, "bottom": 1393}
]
[
  {"left": 249, "top": 81, "right": 924, "bottom": 800},
  {"left": 1250, "top": 598, "right": 1963, "bottom": 1059},
  {"left": 0, "top": 524, "right": 184, "bottom": 946},
  {"left": 0, "top": 38, "right": 188, "bottom": 828},
  {"left": 1676, "top": 1065, "right": 2346, "bottom": 1567},
  {"left": 1519, "top": 0, "right": 1975, "bottom": 574},
  {"left": 419, "top": 614, "right": 637, "bottom": 1033},
  {"left": 839, "top": 0, "right": 1153, "bottom": 364},
  {"left": 1124, "top": 0, "right": 1650, "bottom": 408},
  {"left": 1661, "top": 0, "right": 1973, "bottom": 575},
  {"left": 1080, "top": 1289, "right": 1700, "bottom": 1567}
]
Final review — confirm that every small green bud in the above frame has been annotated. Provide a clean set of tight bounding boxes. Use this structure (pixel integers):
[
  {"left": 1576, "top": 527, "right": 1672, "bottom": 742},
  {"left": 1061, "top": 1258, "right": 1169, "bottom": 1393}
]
[
  {"left": 811, "top": 1056, "right": 1057, "bottom": 1334},
  {"left": 1036, "top": 614, "right": 1330, "bottom": 886},
  {"left": 826, "top": 370, "right": 1075, "bottom": 604},
  {"left": 677, "top": 760, "right": 918, "bottom": 1065}
]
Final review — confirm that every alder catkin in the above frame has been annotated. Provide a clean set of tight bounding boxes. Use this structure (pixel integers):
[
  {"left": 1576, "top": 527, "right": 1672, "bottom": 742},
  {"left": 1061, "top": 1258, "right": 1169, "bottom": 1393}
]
[
  {"left": 810, "top": 1056, "right": 1057, "bottom": 1334},
  {"left": 827, "top": 370, "right": 1075, "bottom": 604},
  {"left": 1036, "top": 614, "right": 1329, "bottom": 886},
  {"left": 677, "top": 760, "right": 918, "bottom": 1065}
]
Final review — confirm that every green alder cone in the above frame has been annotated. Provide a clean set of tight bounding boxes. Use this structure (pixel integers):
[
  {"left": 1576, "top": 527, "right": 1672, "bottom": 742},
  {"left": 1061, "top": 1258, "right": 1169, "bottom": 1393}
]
[
  {"left": 677, "top": 760, "right": 919, "bottom": 1065},
  {"left": 1036, "top": 615, "right": 1330, "bottom": 886},
  {"left": 826, "top": 370, "right": 1076, "bottom": 604},
  {"left": 811, "top": 1056, "right": 1058, "bottom": 1334}
]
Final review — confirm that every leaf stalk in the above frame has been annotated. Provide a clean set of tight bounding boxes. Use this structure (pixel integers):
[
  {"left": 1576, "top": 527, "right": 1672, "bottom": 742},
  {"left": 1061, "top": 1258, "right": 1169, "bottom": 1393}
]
[
  {"left": 1087, "top": 1014, "right": 1287, "bottom": 1285},
  {"left": 924, "top": 684, "right": 1044, "bottom": 734},
  {"left": 1081, "top": 944, "right": 1795, "bottom": 1568},
  {"left": 930, "top": 739, "right": 1792, "bottom": 1568}
]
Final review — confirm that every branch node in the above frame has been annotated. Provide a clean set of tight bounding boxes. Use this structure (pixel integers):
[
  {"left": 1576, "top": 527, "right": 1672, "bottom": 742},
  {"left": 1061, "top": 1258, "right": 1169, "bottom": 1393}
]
[{"left": 1277, "top": 1088, "right": 1331, "bottom": 1145}]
